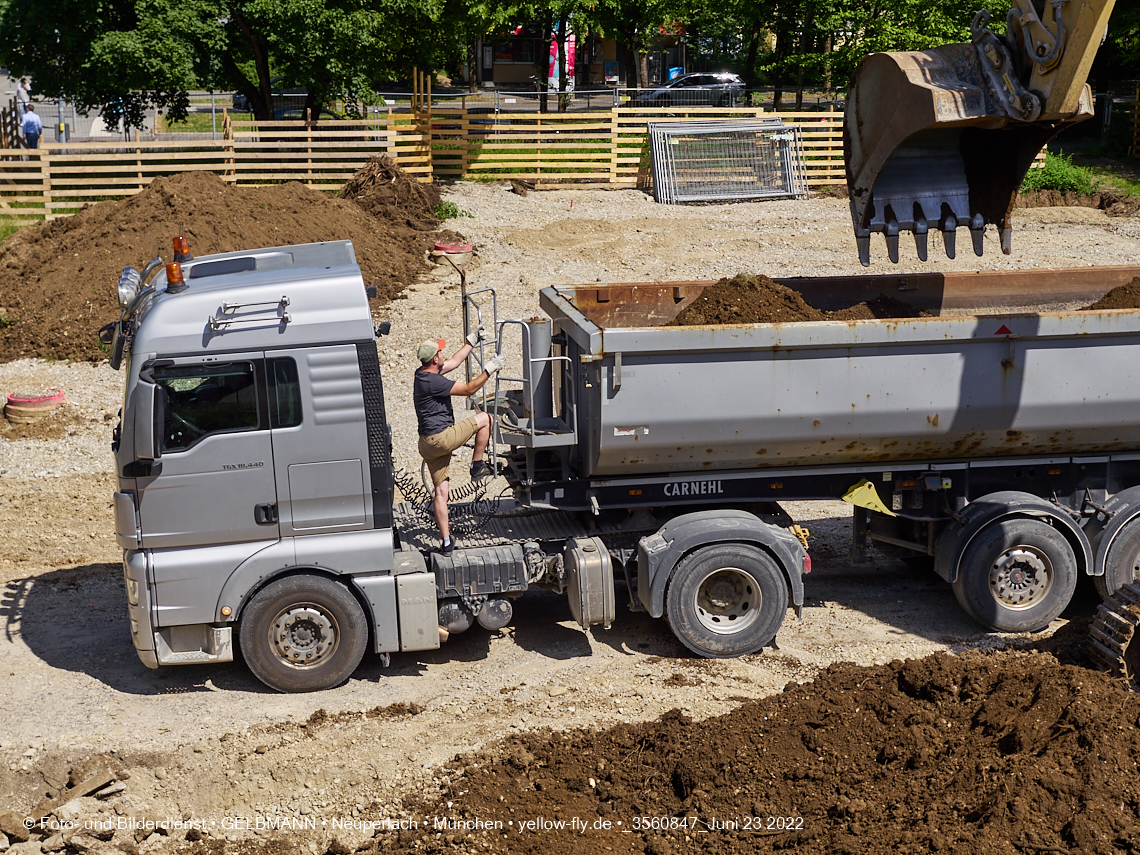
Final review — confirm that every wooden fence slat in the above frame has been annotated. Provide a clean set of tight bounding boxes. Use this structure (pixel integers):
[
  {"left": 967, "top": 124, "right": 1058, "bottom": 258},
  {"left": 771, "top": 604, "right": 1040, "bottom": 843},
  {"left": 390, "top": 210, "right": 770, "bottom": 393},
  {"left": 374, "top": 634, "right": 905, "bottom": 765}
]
[{"left": 0, "top": 106, "right": 906, "bottom": 219}]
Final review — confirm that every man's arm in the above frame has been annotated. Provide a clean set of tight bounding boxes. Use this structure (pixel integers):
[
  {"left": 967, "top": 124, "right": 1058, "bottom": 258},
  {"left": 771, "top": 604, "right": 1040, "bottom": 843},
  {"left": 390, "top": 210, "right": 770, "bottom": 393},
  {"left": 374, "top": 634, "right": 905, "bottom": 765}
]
[
  {"left": 439, "top": 342, "right": 473, "bottom": 375},
  {"left": 449, "top": 354, "right": 504, "bottom": 397}
]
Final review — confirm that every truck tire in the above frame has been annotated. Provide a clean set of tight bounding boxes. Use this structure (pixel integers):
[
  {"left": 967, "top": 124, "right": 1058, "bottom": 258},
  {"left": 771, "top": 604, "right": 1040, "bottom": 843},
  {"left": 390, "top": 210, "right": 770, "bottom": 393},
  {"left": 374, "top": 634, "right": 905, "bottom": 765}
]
[
  {"left": 1095, "top": 521, "right": 1140, "bottom": 600},
  {"left": 239, "top": 575, "right": 368, "bottom": 693},
  {"left": 951, "top": 518, "right": 1077, "bottom": 633},
  {"left": 665, "top": 544, "right": 788, "bottom": 658}
]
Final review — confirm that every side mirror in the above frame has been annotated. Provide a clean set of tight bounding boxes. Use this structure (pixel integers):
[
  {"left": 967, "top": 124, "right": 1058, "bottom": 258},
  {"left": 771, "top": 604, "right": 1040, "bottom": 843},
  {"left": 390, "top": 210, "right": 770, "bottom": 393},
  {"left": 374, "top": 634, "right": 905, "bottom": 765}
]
[{"left": 133, "top": 380, "right": 164, "bottom": 461}]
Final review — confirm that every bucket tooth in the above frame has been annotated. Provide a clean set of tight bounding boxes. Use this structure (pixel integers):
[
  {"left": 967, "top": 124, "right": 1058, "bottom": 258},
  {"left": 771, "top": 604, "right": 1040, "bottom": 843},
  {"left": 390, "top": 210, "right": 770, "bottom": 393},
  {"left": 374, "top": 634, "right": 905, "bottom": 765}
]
[
  {"left": 884, "top": 207, "right": 900, "bottom": 264},
  {"left": 941, "top": 209, "right": 957, "bottom": 259},
  {"left": 970, "top": 213, "right": 985, "bottom": 257},
  {"left": 913, "top": 204, "right": 929, "bottom": 262},
  {"left": 1000, "top": 226, "right": 1012, "bottom": 254},
  {"left": 857, "top": 232, "right": 871, "bottom": 268}
]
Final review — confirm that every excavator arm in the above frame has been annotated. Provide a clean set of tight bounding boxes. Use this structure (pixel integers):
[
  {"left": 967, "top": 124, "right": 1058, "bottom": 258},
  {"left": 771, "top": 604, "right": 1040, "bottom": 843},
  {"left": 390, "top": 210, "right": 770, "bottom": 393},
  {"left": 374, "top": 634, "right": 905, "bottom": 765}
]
[{"left": 845, "top": 0, "right": 1116, "bottom": 265}]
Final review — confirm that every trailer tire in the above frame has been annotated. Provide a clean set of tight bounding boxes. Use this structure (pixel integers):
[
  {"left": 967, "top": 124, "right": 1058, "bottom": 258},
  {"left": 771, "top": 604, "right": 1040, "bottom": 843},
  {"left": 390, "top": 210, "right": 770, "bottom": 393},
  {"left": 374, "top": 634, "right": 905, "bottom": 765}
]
[
  {"left": 665, "top": 544, "right": 788, "bottom": 658},
  {"left": 1096, "top": 520, "right": 1140, "bottom": 600},
  {"left": 951, "top": 518, "right": 1076, "bottom": 633},
  {"left": 239, "top": 575, "right": 368, "bottom": 693}
]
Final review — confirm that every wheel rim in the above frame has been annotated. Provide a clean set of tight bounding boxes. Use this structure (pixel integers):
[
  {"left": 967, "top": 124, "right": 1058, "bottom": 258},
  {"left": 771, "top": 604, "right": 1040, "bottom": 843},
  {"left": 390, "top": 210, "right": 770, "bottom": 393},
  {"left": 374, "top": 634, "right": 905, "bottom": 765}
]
[
  {"left": 988, "top": 546, "right": 1054, "bottom": 610},
  {"left": 269, "top": 603, "right": 341, "bottom": 669},
  {"left": 692, "top": 567, "right": 759, "bottom": 635}
]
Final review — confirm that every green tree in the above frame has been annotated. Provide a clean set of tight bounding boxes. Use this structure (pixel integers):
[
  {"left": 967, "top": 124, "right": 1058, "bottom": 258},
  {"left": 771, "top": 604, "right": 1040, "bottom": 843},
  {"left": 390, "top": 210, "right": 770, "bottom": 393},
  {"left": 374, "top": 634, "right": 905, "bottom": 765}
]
[
  {"left": 587, "top": 0, "right": 682, "bottom": 87},
  {"left": 0, "top": 0, "right": 468, "bottom": 129}
]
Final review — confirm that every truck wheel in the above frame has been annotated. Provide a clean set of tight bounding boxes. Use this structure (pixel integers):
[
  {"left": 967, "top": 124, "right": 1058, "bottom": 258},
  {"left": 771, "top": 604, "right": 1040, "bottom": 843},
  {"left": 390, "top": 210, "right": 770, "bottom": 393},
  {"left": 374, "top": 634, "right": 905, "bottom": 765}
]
[
  {"left": 1095, "top": 520, "right": 1140, "bottom": 600},
  {"left": 951, "top": 518, "right": 1077, "bottom": 633},
  {"left": 665, "top": 544, "right": 788, "bottom": 658},
  {"left": 239, "top": 575, "right": 368, "bottom": 692}
]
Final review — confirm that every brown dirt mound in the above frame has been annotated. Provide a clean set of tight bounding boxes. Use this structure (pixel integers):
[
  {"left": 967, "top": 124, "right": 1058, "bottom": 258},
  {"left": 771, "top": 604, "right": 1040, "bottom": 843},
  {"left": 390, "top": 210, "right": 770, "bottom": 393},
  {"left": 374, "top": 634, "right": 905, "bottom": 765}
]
[
  {"left": 339, "top": 155, "right": 442, "bottom": 230},
  {"left": 374, "top": 639, "right": 1139, "bottom": 855},
  {"left": 1082, "top": 276, "right": 1140, "bottom": 311},
  {"left": 1018, "top": 188, "right": 1140, "bottom": 217},
  {"left": 0, "top": 170, "right": 448, "bottom": 363},
  {"left": 670, "top": 274, "right": 930, "bottom": 325}
]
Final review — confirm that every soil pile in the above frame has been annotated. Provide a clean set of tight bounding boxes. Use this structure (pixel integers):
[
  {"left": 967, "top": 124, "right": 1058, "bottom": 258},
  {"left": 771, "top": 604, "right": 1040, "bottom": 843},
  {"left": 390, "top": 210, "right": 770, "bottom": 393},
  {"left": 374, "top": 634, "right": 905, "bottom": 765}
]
[
  {"left": 340, "top": 155, "right": 443, "bottom": 230},
  {"left": 1082, "top": 276, "right": 1140, "bottom": 311},
  {"left": 0, "top": 169, "right": 446, "bottom": 363},
  {"left": 372, "top": 635, "right": 1139, "bottom": 855},
  {"left": 671, "top": 274, "right": 930, "bottom": 325},
  {"left": 1018, "top": 188, "right": 1140, "bottom": 217},
  {"left": 820, "top": 184, "right": 1140, "bottom": 217}
]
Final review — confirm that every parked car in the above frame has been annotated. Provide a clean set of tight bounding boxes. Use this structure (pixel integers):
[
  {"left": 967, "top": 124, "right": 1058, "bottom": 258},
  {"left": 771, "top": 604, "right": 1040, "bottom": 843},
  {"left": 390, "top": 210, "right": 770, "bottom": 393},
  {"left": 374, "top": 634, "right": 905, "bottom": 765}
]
[{"left": 630, "top": 72, "right": 745, "bottom": 108}]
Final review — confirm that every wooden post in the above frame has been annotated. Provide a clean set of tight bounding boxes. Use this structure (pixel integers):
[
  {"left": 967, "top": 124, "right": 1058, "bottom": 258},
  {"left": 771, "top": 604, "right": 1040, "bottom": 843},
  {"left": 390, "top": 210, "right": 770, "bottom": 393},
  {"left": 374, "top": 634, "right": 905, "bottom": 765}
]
[
  {"left": 40, "top": 149, "right": 52, "bottom": 221},
  {"left": 135, "top": 129, "right": 143, "bottom": 191},
  {"left": 222, "top": 108, "right": 235, "bottom": 182},
  {"left": 609, "top": 107, "right": 619, "bottom": 185},
  {"left": 305, "top": 106, "right": 312, "bottom": 185}
]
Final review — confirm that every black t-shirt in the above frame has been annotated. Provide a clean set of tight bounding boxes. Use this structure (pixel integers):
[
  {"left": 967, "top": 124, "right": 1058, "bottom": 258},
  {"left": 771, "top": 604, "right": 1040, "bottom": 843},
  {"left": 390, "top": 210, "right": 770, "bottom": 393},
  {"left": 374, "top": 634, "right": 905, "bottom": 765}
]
[{"left": 414, "top": 368, "right": 456, "bottom": 437}]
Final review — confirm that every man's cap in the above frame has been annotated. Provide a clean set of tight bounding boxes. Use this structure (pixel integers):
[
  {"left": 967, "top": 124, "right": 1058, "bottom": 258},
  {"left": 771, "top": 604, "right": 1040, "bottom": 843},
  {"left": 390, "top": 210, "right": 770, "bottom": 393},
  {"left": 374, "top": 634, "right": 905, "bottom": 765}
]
[{"left": 417, "top": 338, "right": 446, "bottom": 363}]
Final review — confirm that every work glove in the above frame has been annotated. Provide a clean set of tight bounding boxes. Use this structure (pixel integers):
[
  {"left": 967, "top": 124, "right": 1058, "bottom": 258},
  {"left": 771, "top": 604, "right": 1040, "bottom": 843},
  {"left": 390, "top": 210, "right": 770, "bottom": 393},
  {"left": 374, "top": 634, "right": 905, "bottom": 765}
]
[
  {"left": 466, "top": 325, "right": 487, "bottom": 347},
  {"left": 485, "top": 354, "right": 505, "bottom": 375}
]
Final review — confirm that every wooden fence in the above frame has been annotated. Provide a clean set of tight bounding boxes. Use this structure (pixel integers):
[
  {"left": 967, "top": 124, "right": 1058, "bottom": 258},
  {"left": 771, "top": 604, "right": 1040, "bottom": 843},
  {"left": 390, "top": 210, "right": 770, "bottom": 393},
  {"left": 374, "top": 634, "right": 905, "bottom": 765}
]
[{"left": 0, "top": 104, "right": 845, "bottom": 220}]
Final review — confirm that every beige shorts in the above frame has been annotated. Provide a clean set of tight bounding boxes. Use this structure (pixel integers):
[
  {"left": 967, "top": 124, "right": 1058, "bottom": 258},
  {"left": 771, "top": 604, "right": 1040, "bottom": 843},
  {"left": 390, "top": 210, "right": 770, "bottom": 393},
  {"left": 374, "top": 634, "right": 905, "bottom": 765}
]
[{"left": 418, "top": 417, "right": 480, "bottom": 487}]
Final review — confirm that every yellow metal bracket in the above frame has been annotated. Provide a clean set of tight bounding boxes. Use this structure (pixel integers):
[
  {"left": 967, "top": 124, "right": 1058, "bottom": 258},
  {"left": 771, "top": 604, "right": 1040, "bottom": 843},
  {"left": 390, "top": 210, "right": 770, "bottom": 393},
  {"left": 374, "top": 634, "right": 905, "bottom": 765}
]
[{"left": 842, "top": 479, "right": 896, "bottom": 517}]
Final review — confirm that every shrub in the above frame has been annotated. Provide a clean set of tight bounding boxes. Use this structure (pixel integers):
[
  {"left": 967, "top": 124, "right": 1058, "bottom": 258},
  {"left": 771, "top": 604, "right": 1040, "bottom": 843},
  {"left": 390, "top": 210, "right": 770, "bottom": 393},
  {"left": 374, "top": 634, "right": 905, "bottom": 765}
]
[
  {"left": 1021, "top": 151, "right": 1099, "bottom": 195},
  {"left": 433, "top": 201, "right": 473, "bottom": 221}
]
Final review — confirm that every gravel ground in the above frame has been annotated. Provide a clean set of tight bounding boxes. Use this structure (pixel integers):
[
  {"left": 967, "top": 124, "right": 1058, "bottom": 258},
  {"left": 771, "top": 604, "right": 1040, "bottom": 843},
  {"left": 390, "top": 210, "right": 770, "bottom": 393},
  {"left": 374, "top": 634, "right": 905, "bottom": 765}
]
[{"left": 0, "top": 185, "right": 1135, "bottom": 852}]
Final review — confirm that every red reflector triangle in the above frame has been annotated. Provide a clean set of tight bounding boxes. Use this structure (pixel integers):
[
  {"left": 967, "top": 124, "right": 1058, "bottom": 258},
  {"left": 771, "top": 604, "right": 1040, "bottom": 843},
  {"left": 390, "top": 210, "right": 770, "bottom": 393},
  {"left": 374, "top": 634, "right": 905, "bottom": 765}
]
[{"left": 994, "top": 324, "right": 1013, "bottom": 335}]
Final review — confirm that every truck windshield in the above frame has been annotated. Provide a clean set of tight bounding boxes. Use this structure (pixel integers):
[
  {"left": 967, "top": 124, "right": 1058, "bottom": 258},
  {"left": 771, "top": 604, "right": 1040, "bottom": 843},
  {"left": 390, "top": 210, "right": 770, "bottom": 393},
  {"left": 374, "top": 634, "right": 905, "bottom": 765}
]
[{"left": 154, "top": 362, "right": 259, "bottom": 452}]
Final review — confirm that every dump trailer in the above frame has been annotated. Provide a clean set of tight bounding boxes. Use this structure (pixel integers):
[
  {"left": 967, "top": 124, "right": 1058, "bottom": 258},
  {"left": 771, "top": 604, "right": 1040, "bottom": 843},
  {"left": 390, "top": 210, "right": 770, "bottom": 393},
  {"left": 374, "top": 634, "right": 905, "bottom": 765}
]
[{"left": 109, "top": 239, "right": 1140, "bottom": 692}]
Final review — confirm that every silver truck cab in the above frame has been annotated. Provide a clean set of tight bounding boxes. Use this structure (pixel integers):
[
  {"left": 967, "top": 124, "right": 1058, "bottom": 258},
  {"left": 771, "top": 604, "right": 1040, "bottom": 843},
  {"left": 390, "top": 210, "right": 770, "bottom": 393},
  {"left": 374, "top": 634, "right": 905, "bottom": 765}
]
[{"left": 112, "top": 240, "right": 438, "bottom": 692}]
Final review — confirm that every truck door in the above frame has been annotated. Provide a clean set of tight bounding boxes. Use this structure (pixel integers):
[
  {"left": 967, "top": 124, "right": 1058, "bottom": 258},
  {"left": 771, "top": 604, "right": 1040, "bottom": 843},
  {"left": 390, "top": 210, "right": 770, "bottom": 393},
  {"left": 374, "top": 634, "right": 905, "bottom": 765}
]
[
  {"left": 136, "top": 354, "right": 279, "bottom": 549},
  {"left": 266, "top": 345, "right": 371, "bottom": 536}
]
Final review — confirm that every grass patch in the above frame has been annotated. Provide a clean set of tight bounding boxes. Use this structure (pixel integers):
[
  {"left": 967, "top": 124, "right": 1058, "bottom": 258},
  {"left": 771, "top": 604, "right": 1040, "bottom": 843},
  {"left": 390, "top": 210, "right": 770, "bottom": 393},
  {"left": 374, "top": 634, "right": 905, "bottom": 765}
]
[
  {"left": 157, "top": 112, "right": 227, "bottom": 134},
  {"left": 433, "top": 201, "right": 473, "bottom": 220},
  {"left": 1021, "top": 151, "right": 1100, "bottom": 194},
  {"left": 1086, "top": 167, "right": 1140, "bottom": 197},
  {"left": 0, "top": 220, "right": 37, "bottom": 244}
]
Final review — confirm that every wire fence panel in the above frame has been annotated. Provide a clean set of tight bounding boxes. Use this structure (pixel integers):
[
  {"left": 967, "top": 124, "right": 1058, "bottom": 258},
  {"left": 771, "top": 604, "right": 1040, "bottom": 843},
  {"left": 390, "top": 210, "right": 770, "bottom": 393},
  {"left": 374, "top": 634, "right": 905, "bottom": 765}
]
[{"left": 649, "top": 120, "right": 808, "bottom": 204}]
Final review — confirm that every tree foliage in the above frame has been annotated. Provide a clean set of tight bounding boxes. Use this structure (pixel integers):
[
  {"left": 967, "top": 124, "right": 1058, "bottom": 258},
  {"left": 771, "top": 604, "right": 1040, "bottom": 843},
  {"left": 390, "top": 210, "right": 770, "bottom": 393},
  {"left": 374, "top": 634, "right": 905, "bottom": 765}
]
[{"left": 0, "top": 0, "right": 1132, "bottom": 133}]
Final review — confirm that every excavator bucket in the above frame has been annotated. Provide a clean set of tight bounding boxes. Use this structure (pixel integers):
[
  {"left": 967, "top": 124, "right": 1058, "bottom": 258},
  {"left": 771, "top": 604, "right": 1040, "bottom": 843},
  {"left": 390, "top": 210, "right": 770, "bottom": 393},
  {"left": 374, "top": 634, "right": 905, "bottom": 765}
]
[{"left": 845, "top": 2, "right": 1115, "bottom": 266}]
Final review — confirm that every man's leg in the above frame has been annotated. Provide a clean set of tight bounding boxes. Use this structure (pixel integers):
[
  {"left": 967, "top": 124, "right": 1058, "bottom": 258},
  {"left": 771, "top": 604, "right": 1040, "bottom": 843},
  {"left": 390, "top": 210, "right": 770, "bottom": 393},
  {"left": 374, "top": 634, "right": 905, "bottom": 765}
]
[
  {"left": 433, "top": 479, "right": 451, "bottom": 540},
  {"left": 471, "top": 411, "right": 491, "bottom": 463}
]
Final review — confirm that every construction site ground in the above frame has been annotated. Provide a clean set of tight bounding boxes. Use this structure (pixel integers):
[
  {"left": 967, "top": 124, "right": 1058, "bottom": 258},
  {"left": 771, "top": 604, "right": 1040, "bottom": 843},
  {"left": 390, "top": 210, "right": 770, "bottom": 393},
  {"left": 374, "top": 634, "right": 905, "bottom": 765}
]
[{"left": 2, "top": 174, "right": 1140, "bottom": 855}]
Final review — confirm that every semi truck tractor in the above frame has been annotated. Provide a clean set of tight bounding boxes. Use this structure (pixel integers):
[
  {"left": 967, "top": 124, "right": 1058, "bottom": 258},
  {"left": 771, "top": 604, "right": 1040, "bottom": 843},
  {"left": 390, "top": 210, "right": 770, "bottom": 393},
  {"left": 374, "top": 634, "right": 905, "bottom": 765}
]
[{"left": 107, "top": 238, "right": 1140, "bottom": 692}]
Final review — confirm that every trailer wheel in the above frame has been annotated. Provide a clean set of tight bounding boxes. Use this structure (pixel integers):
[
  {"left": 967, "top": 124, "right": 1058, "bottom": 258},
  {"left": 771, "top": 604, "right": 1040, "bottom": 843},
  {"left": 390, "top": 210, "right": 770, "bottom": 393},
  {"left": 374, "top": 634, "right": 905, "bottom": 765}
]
[
  {"left": 665, "top": 544, "right": 788, "bottom": 658},
  {"left": 1095, "top": 520, "right": 1140, "bottom": 600},
  {"left": 951, "top": 518, "right": 1077, "bottom": 633},
  {"left": 239, "top": 575, "right": 367, "bottom": 693}
]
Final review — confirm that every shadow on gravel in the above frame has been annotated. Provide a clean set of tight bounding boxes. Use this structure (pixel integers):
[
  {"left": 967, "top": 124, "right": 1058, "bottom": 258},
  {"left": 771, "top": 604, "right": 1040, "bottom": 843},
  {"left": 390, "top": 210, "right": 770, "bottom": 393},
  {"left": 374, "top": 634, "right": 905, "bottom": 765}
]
[{"left": 2, "top": 562, "right": 264, "bottom": 695}]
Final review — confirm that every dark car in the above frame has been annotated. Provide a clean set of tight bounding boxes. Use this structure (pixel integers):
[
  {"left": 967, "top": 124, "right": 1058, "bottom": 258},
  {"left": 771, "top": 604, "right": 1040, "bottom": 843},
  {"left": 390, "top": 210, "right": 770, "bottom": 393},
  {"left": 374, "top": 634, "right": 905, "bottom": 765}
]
[{"left": 631, "top": 72, "right": 745, "bottom": 108}]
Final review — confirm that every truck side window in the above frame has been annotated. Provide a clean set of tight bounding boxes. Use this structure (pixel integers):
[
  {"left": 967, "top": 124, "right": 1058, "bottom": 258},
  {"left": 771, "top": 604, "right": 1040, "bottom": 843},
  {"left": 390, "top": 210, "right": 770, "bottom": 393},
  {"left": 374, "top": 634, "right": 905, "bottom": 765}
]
[
  {"left": 153, "top": 362, "right": 260, "bottom": 452},
  {"left": 268, "top": 357, "right": 302, "bottom": 428}
]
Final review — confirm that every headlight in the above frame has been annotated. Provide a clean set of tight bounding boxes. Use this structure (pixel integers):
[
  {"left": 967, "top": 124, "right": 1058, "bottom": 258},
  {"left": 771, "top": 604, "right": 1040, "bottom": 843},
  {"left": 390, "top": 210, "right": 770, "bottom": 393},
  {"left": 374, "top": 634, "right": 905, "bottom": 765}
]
[{"left": 117, "top": 266, "right": 142, "bottom": 309}]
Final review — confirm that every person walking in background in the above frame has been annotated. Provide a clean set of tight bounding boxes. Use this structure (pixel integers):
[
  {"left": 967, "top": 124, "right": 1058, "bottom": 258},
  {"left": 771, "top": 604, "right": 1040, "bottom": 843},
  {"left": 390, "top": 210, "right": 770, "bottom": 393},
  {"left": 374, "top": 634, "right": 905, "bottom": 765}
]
[
  {"left": 15, "top": 77, "right": 30, "bottom": 109},
  {"left": 21, "top": 103, "right": 42, "bottom": 148}
]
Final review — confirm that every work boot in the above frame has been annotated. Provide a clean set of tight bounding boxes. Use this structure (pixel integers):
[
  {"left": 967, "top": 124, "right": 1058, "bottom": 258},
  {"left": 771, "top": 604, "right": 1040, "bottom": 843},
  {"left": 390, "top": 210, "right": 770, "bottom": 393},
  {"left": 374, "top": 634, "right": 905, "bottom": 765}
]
[{"left": 470, "top": 460, "right": 493, "bottom": 487}]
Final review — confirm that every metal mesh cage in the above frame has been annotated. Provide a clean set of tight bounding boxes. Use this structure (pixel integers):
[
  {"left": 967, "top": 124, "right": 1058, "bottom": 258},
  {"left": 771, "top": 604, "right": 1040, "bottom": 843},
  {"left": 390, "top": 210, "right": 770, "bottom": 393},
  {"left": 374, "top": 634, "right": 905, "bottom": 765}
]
[{"left": 649, "top": 119, "right": 808, "bottom": 204}]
